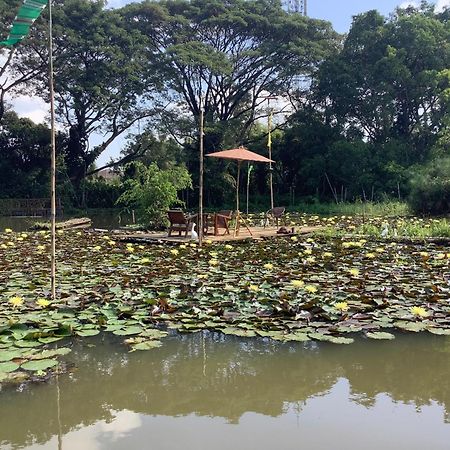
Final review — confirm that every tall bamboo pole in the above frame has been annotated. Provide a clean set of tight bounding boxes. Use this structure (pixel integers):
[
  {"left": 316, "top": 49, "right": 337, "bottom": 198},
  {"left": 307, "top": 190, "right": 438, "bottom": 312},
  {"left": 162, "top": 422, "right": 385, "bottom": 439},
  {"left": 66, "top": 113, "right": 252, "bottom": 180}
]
[
  {"left": 48, "top": 0, "right": 56, "bottom": 300},
  {"left": 198, "top": 97, "right": 204, "bottom": 246},
  {"left": 268, "top": 107, "right": 274, "bottom": 210}
]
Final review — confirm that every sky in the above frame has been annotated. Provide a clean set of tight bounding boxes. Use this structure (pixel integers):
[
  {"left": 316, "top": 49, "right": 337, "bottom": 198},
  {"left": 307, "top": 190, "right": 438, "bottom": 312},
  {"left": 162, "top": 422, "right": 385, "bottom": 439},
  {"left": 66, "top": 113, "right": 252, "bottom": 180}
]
[{"left": 6, "top": 0, "right": 450, "bottom": 166}]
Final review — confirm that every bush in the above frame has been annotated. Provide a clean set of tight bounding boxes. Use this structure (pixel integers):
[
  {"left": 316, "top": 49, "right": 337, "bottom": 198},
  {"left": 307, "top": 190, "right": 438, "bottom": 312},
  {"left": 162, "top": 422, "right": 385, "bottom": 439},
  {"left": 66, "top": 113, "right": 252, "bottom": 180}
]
[
  {"left": 83, "top": 178, "right": 123, "bottom": 208},
  {"left": 408, "top": 157, "right": 450, "bottom": 215},
  {"left": 116, "top": 162, "right": 192, "bottom": 228}
]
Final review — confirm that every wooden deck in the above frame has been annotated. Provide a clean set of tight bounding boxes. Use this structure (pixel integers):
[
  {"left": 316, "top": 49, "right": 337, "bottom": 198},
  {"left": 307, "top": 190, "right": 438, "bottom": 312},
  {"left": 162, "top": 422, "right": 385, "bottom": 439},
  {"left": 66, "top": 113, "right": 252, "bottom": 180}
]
[{"left": 117, "top": 226, "right": 323, "bottom": 245}]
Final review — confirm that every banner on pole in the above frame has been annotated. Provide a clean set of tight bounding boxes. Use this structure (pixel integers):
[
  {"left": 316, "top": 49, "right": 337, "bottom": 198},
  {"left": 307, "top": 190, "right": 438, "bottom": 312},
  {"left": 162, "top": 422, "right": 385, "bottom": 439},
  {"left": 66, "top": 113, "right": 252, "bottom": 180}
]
[{"left": 0, "top": 0, "right": 48, "bottom": 46}]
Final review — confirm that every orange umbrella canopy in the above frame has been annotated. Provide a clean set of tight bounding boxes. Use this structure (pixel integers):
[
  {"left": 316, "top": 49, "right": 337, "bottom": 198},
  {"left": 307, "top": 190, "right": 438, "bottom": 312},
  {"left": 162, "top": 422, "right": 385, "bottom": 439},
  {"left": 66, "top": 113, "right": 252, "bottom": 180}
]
[{"left": 206, "top": 147, "right": 274, "bottom": 163}]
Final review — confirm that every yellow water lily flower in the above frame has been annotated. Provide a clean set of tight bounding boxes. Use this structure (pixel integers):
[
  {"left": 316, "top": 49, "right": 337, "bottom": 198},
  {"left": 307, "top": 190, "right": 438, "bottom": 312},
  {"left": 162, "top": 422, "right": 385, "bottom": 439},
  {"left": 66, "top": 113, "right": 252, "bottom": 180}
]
[
  {"left": 349, "top": 268, "right": 360, "bottom": 276},
  {"left": 57, "top": 230, "right": 64, "bottom": 235},
  {"left": 323, "top": 252, "right": 333, "bottom": 258},
  {"left": 376, "top": 247, "right": 385, "bottom": 253},
  {"left": 263, "top": 263, "right": 274, "bottom": 270},
  {"left": 291, "top": 279, "right": 304, "bottom": 288},
  {"left": 304, "top": 249, "right": 313, "bottom": 255},
  {"left": 170, "top": 249, "right": 179, "bottom": 256},
  {"left": 17, "top": 237, "right": 23, "bottom": 241},
  {"left": 138, "top": 245, "right": 145, "bottom": 249},
  {"left": 109, "top": 240, "right": 116, "bottom": 246},
  {"left": 305, "top": 256, "right": 316, "bottom": 263},
  {"left": 36, "top": 298, "right": 50, "bottom": 308},
  {"left": 419, "top": 252, "right": 429, "bottom": 257},
  {"left": 209, "top": 259, "right": 219, "bottom": 266},
  {"left": 225, "top": 244, "right": 233, "bottom": 250},
  {"left": 37, "top": 245, "right": 45, "bottom": 251},
  {"left": 365, "top": 253, "right": 376, "bottom": 259},
  {"left": 411, "top": 306, "right": 428, "bottom": 318},
  {"left": 190, "top": 243, "right": 197, "bottom": 248},
  {"left": 205, "top": 239, "right": 212, "bottom": 244},
  {"left": 139, "top": 257, "right": 151, "bottom": 264},
  {"left": 305, "top": 285, "right": 318, "bottom": 294},
  {"left": 126, "top": 242, "right": 133, "bottom": 247},
  {"left": 1, "top": 244, "right": 7, "bottom": 249},
  {"left": 335, "top": 301, "right": 349, "bottom": 311},
  {"left": 249, "top": 284, "right": 259, "bottom": 292},
  {"left": 102, "top": 235, "right": 111, "bottom": 240},
  {"left": 209, "top": 251, "right": 218, "bottom": 258},
  {"left": 290, "top": 236, "right": 298, "bottom": 242},
  {"left": 198, "top": 273, "right": 209, "bottom": 279},
  {"left": 4, "top": 228, "right": 12, "bottom": 233},
  {"left": 21, "top": 233, "right": 28, "bottom": 238},
  {"left": 224, "top": 284, "right": 234, "bottom": 291},
  {"left": 7, "top": 241, "right": 14, "bottom": 246},
  {"left": 127, "top": 247, "right": 135, "bottom": 253},
  {"left": 9, "top": 296, "right": 23, "bottom": 307},
  {"left": 93, "top": 246, "right": 101, "bottom": 251}
]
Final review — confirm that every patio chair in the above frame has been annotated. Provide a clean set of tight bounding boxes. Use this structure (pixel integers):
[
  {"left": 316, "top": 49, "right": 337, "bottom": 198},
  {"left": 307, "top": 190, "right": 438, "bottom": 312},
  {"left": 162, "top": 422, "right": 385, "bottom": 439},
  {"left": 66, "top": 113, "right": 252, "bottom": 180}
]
[
  {"left": 213, "top": 210, "right": 233, "bottom": 236},
  {"left": 264, "top": 206, "right": 286, "bottom": 228},
  {"left": 167, "top": 210, "right": 197, "bottom": 237}
]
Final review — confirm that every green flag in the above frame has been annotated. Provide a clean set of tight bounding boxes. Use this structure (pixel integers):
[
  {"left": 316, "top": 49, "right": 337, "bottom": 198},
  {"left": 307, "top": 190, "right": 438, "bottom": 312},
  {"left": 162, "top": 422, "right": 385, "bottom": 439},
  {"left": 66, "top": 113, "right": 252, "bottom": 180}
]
[{"left": 0, "top": 0, "right": 48, "bottom": 47}]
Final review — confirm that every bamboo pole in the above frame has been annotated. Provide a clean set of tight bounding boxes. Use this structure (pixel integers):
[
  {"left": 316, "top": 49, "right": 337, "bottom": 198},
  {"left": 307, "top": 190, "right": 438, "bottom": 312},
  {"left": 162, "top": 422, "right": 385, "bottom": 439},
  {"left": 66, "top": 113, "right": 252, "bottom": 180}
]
[
  {"left": 268, "top": 108, "right": 274, "bottom": 210},
  {"left": 48, "top": 0, "right": 56, "bottom": 300},
  {"left": 198, "top": 97, "right": 204, "bottom": 246}
]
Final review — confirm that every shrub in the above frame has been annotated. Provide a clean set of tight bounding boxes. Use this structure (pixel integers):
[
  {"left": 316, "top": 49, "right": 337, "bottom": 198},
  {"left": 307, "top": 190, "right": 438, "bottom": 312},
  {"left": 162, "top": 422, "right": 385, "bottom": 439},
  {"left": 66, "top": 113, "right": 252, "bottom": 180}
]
[
  {"left": 116, "top": 162, "right": 192, "bottom": 228},
  {"left": 408, "top": 157, "right": 450, "bottom": 215}
]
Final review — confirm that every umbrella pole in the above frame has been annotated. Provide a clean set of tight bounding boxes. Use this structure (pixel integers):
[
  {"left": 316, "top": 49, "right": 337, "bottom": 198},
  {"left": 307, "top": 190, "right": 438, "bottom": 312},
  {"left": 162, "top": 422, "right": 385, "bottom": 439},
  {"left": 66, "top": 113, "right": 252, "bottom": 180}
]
[{"left": 234, "top": 161, "right": 241, "bottom": 236}]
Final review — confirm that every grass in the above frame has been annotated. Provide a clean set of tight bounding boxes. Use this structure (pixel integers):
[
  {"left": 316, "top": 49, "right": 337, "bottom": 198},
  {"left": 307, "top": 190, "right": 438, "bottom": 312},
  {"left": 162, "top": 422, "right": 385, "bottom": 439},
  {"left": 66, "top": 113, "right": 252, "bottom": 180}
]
[{"left": 288, "top": 200, "right": 410, "bottom": 217}]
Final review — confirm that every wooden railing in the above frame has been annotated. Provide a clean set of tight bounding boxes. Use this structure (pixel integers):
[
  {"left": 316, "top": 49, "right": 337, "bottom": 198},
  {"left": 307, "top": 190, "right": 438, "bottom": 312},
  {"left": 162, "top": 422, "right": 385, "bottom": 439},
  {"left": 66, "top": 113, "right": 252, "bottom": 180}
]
[{"left": 0, "top": 198, "right": 63, "bottom": 217}]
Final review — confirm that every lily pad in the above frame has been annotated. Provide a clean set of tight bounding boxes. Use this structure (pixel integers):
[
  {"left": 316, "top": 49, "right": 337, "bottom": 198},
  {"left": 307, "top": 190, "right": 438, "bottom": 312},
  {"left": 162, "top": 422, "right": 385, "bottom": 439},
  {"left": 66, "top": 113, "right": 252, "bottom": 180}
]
[
  {"left": 76, "top": 329, "right": 100, "bottom": 337},
  {"left": 21, "top": 359, "right": 59, "bottom": 371},
  {"left": 0, "top": 361, "right": 20, "bottom": 373},
  {"left": 113, "top": 326, "right": 143, "bottom": 336},
  {"left": 427, "top": 328, "right": 450, "bottom": 336},
  {"left": 130, "top": 340, "right": 162, "bottom": 351},
  {"left": 366, "top": 331, "right": 396, "bottom": 340}
]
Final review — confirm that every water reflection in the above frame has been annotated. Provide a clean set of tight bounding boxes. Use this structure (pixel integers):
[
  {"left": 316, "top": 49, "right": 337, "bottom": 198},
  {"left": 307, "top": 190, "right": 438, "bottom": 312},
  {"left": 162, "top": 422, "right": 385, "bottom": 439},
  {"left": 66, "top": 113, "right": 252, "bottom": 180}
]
[{"left": 1, "top": 333, "right": 450, "bottom": 449}]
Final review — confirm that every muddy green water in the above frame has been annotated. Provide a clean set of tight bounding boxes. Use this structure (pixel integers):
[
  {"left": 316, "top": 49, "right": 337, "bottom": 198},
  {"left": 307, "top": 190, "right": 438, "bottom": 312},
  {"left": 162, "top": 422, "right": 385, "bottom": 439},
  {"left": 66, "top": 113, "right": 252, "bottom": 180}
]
[
  {"left": 1, "top": 333, "right": 450, "bottom": 450},
  {"left": 0, "top": 210, "right": 129, "bottom": 232}
]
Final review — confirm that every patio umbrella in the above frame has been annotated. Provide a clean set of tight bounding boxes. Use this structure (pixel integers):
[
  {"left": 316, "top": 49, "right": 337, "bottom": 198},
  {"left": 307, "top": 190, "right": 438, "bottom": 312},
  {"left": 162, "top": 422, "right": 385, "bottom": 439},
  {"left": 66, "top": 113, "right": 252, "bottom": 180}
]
[
  {"left": 206, "top": 147, "right": 274, "bottom": 234},
  {"left": 206, "top": 147, "right": 273, "bottom": 211}
]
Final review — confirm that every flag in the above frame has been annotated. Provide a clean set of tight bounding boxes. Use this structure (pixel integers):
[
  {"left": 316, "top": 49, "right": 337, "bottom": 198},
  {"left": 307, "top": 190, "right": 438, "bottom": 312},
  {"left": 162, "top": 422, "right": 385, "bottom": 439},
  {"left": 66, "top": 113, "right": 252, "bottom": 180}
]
[{"left": 0, "top": 0, "right": 48, "bottom": 46}]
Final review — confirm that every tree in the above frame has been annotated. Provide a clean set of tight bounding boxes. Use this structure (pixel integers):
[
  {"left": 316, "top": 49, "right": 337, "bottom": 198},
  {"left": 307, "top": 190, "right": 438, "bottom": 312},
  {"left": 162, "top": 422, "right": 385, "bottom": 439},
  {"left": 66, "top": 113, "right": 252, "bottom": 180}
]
[
  {"left": 0, "top": 0, "right": 47, "bottom": 122},
  {"left": 0, "top": 110, "right": 56, "bottom": 197},
  {"left": 124, "top": 0, "right": 338, "bottom": 148},
  {"left": 116, "top": 161, "right": 192, "bottom": 227},
  {"left": 315, "top": 4, "right": 450, "bottom": 156},
  {"left": 11, "top": 0, "right": 162, "bottom": 203}
]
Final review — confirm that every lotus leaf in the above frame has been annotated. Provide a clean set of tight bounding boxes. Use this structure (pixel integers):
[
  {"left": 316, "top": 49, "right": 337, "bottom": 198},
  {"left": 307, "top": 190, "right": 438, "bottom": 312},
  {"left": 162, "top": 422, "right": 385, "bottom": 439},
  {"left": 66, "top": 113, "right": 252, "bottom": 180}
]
[{"left": 21, "top": 359, "right": 59, "bottom": 371}]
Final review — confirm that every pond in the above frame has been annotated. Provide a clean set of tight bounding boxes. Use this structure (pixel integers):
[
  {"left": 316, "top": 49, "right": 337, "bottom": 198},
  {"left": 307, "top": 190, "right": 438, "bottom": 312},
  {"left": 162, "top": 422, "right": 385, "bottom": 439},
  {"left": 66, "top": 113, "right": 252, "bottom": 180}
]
[
  {"left": 1, "top": 332, "right": 449, "bottom": 450},
  {"left": 0, "top": 210, "right": 130, "bottom": 232}
]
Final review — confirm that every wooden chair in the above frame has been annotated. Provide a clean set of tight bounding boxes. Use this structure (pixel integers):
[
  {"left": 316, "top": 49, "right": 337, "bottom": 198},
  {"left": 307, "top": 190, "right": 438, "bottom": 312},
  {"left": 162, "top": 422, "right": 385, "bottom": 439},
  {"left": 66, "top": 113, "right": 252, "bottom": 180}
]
[
  {"left": 264, "top": 207, "right": 286, "bottom": 228},
  {"left": 167, "top": 210, "right": 196, "bottom": 237},
  {"left": 202, "top": 210, "right": 233, "bottom": 236},
  {"left": 213, "top": 210, "right": 233, "bottom": 236}
]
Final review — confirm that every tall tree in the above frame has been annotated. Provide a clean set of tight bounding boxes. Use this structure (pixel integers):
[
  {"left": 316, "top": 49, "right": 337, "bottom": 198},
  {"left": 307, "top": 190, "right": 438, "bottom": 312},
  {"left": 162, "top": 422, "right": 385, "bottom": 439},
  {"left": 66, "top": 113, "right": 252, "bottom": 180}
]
[
  {"left": 11, "top": 0, "right": 162, "bottom": 203},
  {"left": 124, "top": 0, "right": 338, "bottom": 150},
  {"left": 315, "top": 4, "right": 450, "bottom": 159},
  {"left": 0, "top": 0, "right": 47, "bottom": 122}
]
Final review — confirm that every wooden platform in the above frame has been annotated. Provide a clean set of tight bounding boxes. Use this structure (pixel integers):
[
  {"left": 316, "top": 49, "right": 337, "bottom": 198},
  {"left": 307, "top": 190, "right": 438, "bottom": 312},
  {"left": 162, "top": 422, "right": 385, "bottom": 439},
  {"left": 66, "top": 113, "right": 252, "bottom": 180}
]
[{"left": 117, "top": 226, "right": 323, "bottom": 245}]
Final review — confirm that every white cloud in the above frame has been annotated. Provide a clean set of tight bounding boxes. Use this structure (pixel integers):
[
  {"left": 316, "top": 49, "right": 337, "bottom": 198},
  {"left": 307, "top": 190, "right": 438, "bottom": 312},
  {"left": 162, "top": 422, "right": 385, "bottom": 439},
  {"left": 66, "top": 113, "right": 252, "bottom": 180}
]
[
  {"left": 399, "top": 1, "right": 419, "bottom": 8},
  {"left": 10, "top": 94, "right": 48, "bottom": 124},
  {"left": 435, "top": 0, "right": 450, "bottom": 11}
]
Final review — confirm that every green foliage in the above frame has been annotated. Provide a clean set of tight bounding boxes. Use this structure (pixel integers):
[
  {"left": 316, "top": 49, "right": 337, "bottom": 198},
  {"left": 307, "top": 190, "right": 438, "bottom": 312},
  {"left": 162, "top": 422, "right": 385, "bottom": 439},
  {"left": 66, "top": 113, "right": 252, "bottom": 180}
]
[
  {"left": 0, "top": 111, "right": 53, "bottom": 198},
  {"left": 83, "top": 178, "right": 123, "bottom": 209},
  {"left": 116, "top": 162, "right": 192, "bottom": 227},
  {"left": 408, "top": 157, "right": 450, "bottom": 215}
]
